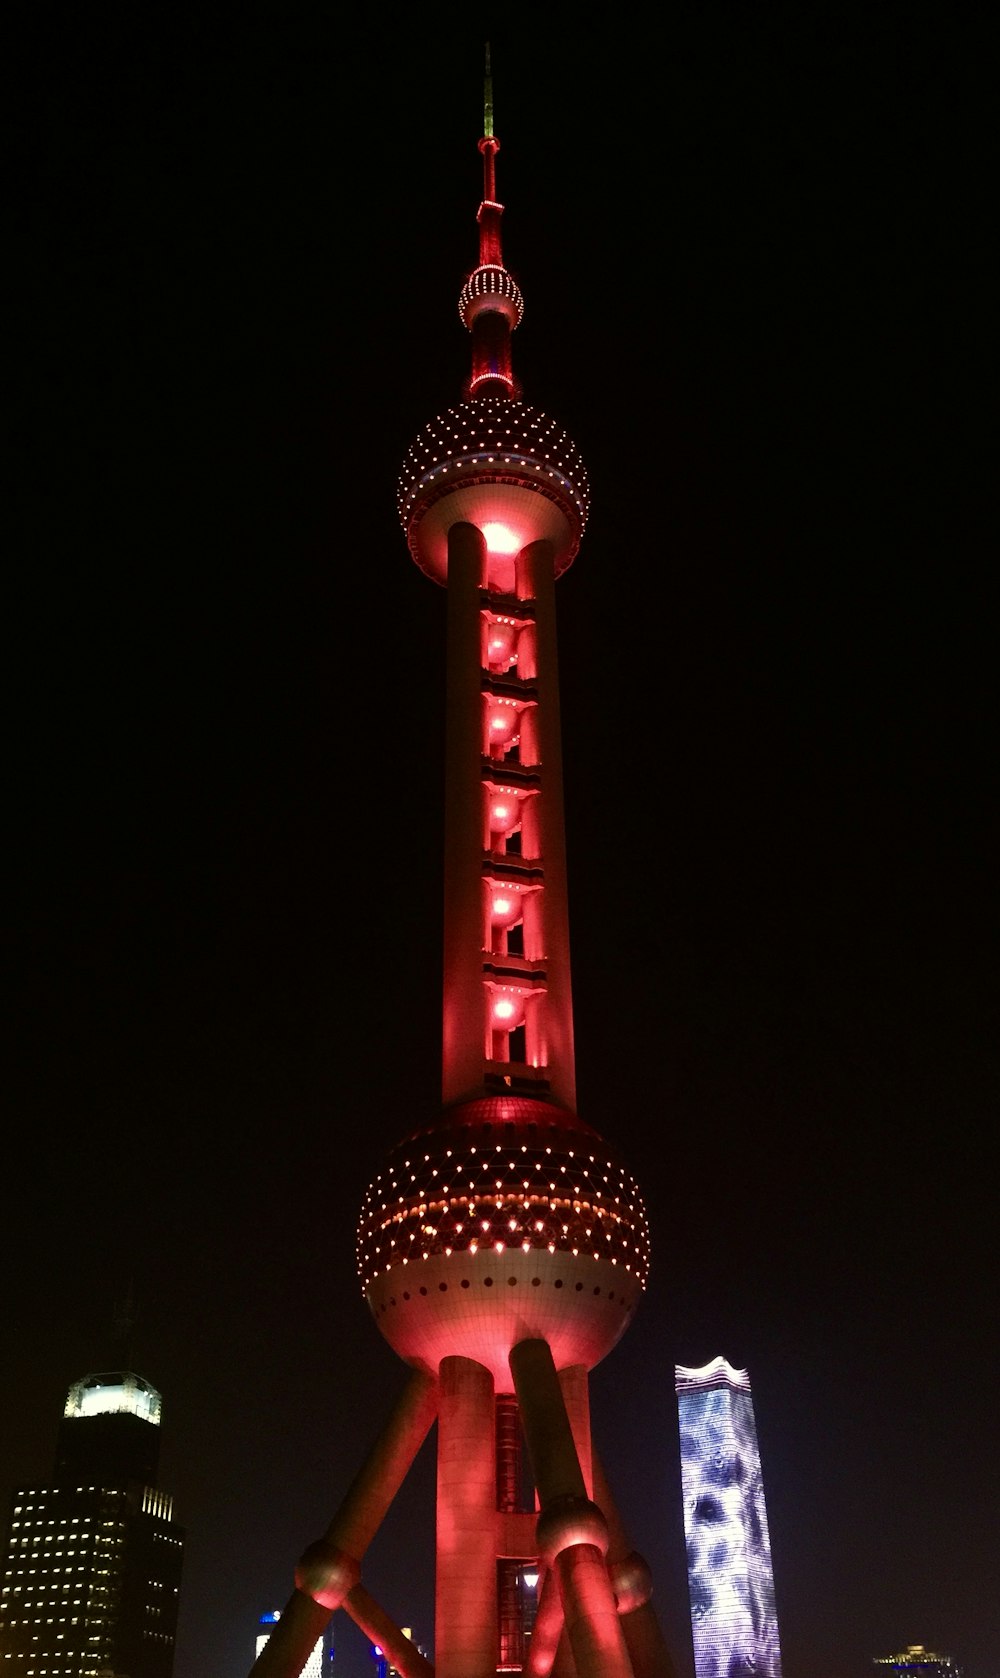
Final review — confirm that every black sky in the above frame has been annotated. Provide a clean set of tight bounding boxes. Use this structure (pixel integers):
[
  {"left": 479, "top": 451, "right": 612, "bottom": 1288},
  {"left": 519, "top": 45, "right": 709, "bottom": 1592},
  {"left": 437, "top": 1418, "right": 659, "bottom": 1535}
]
[{"left": 6, "top": 6, "right": 997, "bottom": 1678}]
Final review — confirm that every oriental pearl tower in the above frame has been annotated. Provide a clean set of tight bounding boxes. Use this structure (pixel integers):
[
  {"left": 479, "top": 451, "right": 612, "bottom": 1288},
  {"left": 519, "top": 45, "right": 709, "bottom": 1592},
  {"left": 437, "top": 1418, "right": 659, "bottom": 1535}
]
[{"left": 250, "top": 54, "right": 675, "bottom": 1678}]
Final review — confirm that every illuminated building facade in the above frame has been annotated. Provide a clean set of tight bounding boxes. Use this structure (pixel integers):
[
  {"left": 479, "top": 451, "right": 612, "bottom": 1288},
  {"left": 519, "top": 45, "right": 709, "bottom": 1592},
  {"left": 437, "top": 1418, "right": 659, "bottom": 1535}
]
[
  {"left": 256, "top": 1610, "right": 328, "bottom": 1675},
  {"left": 674, "top": 1359, "right": 782, "bottom": 1678},
  {"left": 874, "top": 1648, "right": 963, "bottom": 1678},
  {"left": 251, "top": 53, "right": 675, "bottom": 1678},
  {"left": 0, "top": 1371, "right": 185, "bottom": 1678}
]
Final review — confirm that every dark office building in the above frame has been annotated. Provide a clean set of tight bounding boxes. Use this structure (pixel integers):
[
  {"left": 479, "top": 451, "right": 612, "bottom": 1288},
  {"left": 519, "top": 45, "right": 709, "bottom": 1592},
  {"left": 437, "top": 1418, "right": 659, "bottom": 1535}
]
[{"left": 0, "top": 1371, "right": 184, "bottom": 1678}]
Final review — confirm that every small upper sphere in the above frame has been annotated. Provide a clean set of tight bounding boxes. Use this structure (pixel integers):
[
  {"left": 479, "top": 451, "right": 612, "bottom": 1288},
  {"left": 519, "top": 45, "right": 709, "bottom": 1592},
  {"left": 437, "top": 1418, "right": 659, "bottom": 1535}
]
[
  {"left": 458, "top": 265, "right": 524, "bottom": 329},
  {"left": 356, "top": 1096, "right": 649, "bottom": 1391},
  {"left": 398, "top": 398, "right": 589, "bottom": 587}
]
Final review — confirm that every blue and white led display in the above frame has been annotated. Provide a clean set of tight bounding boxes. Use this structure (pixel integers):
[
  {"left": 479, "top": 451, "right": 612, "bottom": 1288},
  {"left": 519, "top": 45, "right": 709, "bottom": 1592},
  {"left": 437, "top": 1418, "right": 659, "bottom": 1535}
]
[{"left": 675, "top": 1357, "right": 782, "bottom": 1678}]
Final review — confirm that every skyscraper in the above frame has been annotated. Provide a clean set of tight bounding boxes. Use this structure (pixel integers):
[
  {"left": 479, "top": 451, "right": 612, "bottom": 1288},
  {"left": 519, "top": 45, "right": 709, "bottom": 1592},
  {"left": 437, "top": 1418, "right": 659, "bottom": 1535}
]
[
  {"left": 0, "top": 1370, "right": 185, "bottom": 1678},
  {"left": 250, "top": 54, "right": 675, "bottom": 1678},
  {"left": 256, "top": 1610, "right": 327, "bottom": 1675},
  {"left": 674, "top": 1358, "right": 782, "bottom": 1678}
]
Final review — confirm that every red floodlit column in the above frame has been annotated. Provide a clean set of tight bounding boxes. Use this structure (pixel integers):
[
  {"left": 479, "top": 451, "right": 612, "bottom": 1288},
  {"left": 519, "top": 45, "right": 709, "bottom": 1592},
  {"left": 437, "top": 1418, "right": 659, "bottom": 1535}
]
[
  {"left": 442, "top": 522, "right": 489, "bottom": 1106},
  {"left": 558, "top": 1364, "right": 593, "bottom": 1497},
  {"left": 517, "top": 540, "right": 576, "bottom": 1113},
  {"left": 523, "top": 1572, "right": 565, "bottom": 1678},
  {"left": 554, "top": 1543, "right": 634, "bottom": 1678},
  {"left": 435, "top": 1356, "right": 498, "bottom": 1678}
]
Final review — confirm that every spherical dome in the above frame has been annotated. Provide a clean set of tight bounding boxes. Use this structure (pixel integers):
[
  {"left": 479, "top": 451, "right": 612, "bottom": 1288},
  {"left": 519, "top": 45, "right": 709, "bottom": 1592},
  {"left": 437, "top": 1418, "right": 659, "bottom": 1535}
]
[
  {"left": 459, "top": 265, "right": 524, "bottom": 329},
  {"left": 356, "top": 1096, "right": 649, "bottom": 1391},
  {"left": 398, "top": 399, "right": 589, "bottom": 586}
]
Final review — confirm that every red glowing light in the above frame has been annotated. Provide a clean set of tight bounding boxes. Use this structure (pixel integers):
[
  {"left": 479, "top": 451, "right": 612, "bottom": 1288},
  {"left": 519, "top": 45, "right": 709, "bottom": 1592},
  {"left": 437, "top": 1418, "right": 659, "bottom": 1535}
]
[{"left": 481, "top": 521, "right": 520, "bottom": 554}]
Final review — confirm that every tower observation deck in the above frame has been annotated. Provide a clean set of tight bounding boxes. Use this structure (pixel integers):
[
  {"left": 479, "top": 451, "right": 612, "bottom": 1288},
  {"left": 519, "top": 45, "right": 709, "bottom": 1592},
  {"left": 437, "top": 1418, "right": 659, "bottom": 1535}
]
[{"left": 251, "top": 52, "right": 674, "bottom": 1678}]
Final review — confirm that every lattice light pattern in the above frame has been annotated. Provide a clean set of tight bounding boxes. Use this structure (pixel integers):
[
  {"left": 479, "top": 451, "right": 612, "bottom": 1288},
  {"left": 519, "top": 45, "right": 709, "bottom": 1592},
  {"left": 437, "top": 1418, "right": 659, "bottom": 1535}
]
[
  {"left": 357, "top": 1098, "right": 649, "bottom": 1291},
  {"left": 398, "top": 398, "right": 590, "bottom": 579},
  {"left": 459, "top": 263, "right": 525, "bottom": 328}
]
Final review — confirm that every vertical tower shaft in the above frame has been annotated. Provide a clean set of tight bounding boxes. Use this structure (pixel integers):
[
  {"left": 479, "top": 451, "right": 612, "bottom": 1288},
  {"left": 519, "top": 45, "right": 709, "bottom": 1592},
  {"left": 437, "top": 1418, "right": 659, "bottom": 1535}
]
[{"left": 442, "top": 526, "right": 576, "bottom": 1112}]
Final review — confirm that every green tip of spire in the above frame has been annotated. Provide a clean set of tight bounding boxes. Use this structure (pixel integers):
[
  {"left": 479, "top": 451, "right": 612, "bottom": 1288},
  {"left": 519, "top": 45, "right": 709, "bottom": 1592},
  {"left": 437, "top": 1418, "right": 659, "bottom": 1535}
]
[{"left": 483, "top": 41, "right": 494, "bottom": 138}]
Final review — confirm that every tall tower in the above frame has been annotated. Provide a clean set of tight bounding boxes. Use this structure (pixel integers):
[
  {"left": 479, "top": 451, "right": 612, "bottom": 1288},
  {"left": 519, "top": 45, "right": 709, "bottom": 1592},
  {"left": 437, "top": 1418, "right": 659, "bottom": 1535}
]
[
  {"left": 251, "top": 56, "right": 674, "bottom": 1678},
  {"left": 0, "top": 1371, "right": 185, "bottom": 1678},
  {"left": 674, "top": 1358, "right": 782, "bottom": 1678}
]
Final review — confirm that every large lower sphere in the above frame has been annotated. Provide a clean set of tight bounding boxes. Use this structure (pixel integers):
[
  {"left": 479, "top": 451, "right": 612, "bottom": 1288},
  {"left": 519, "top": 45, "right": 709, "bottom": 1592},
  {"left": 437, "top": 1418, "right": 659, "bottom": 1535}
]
[{"left": 357, "top": 1096, "right": 650, "bottom": 1391}]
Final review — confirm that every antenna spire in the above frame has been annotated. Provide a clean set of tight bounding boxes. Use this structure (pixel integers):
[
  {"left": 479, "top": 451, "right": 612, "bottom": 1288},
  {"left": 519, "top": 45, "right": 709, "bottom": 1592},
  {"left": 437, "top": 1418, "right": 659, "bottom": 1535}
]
[{"left": 483, "top": 42, "right": 494, "bottom": 139}]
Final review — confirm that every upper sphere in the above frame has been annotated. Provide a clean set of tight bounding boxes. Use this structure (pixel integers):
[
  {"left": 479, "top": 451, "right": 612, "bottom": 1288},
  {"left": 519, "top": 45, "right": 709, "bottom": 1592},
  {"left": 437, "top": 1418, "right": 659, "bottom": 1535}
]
[
  {"left": 398, "top": 398, "right": 589, "bottom": 586},
  {"left": 357, "top": 1096, "right": 649, "bottom": 1390},
  {"left": 459, "top": 265, "right": 524, "bottom": 330}
]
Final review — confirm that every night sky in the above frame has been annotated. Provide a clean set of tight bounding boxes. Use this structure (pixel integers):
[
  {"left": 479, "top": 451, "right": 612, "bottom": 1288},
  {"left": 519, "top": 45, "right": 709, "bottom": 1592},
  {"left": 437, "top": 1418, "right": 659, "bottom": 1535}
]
[{"left": 6, "top": 7, "right": 997, "bottom": 1678}]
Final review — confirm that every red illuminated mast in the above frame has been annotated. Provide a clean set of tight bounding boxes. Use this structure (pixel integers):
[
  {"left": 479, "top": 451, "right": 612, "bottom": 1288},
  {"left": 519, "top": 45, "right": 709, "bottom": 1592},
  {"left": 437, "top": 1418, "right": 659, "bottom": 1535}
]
[
  {"left": 398, "top": 54, "right": 588, "bottom": 1117},
  {"left": 463, "top": 45, "right": 522, "bottom": 400},
  {"left": 251, "top": 53, "right": 675, "bottom": 1678}
]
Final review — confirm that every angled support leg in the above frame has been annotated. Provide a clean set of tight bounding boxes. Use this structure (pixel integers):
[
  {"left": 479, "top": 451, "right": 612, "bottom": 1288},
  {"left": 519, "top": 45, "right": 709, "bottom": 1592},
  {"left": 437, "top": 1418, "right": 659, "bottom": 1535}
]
[
  {"left": 249, "top": 1367, "right": 439, "bottom": 1678},
  {"left": 343, "top": 1581, "right": 435, "bottom": 1678},
  {"left": 522, "top": 1566, "right": 565, "bottom": 1678},
  {"left": 509, "top": 1339, "right": 635, "bottom": 1678}
]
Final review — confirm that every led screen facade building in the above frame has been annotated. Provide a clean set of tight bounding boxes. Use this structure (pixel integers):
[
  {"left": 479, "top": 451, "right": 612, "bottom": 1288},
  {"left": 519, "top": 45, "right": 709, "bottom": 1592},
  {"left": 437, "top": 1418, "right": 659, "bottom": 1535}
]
[
  {"left": 674, "top": 1358, "right": 782, "bottom": 1678},
  {"left": 0, "top": 1371, "right": 185, "bottom": 1678}
]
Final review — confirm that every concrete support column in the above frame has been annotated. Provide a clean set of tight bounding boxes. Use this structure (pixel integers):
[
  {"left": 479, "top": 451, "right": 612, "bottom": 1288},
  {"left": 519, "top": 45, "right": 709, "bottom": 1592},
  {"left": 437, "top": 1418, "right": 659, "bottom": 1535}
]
[
  {"left": 522, "top": 1568, "right": 564, "bottom": 1678},
  {"left": 521, "top": 792, "right": 542, "bottom": 863},
  {"left": 436, "top": 1355, "right": 498, "bottom": 1678},
  {"left": 524, "top": 992, "right": 543, "bottom": 1070},
  {"left": 555, "top": 1542, "right": 634, "bottom": 1678},
  {"left": 519, "top": 700, "right": 541, "bottom": 767},
  {"left": 442, "top": 522, "right": 488, "bottom": 1106},
  {"left": 510, "top": 1339, "right": 634, "bottom": 1678},
  {"left": 522, "top": 882, "right": 543, "bottom": 957},
  {"left": 558, "top": 1365, "right": 592, "bottom": 1498},
  {"left": 509, "top": 1339, "right": 587, "bottom": 1509},
  {"left": 517, "top": 540, "right": 576, "bottom": 1113}
]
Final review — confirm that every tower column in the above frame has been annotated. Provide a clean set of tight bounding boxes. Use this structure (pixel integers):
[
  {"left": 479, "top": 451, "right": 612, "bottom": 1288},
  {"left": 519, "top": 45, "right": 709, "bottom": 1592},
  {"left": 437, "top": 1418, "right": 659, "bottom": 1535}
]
[
  {"left": 442, "top": 522, "right": 489, "bottom": 1106},
  {"left": 518, "top": 539, "right": 576, "bottom": 1112},
  {"left": 435, "top": 1355, "right": 498, "bottom": 1678}
]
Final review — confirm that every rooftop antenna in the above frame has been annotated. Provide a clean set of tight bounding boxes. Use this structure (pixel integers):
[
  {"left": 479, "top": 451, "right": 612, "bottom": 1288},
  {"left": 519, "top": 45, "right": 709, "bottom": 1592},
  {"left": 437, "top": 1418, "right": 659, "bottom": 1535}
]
[{"left": 483, "top": 41, "right": 494, "bottom": 139}]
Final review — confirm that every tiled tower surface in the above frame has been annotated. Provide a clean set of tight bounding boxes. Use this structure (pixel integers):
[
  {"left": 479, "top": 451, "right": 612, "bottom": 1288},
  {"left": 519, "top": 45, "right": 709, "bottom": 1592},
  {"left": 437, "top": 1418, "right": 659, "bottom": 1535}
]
[{"left": 250, "top": 54, "right": 675, "bottom": 1678}]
